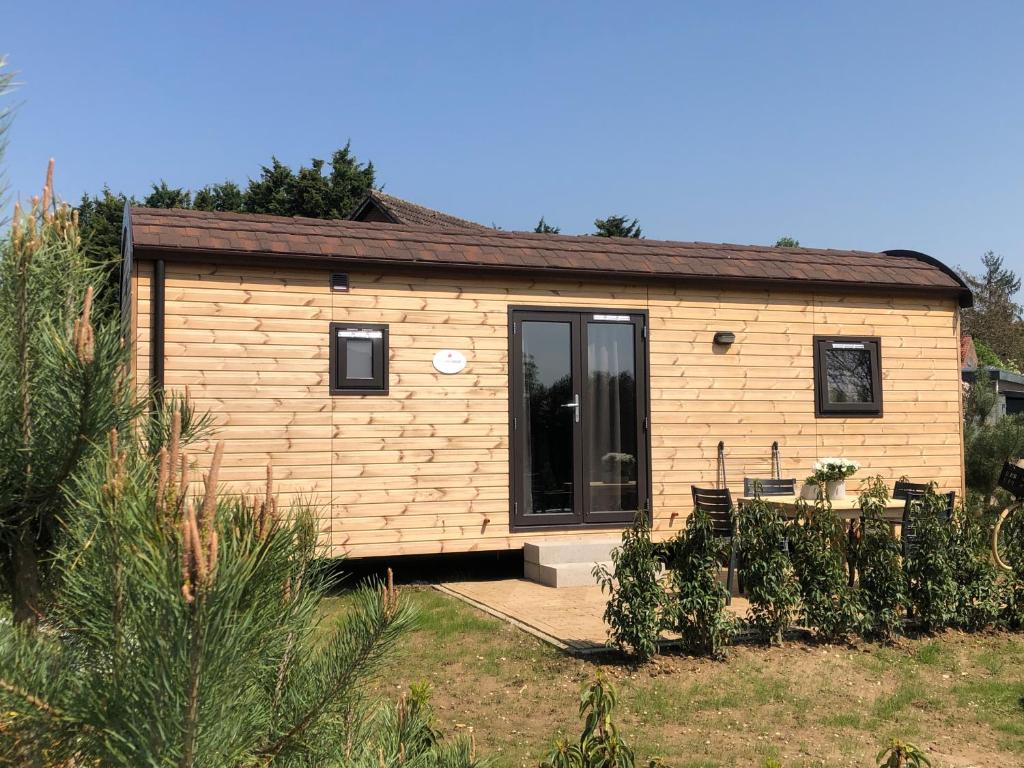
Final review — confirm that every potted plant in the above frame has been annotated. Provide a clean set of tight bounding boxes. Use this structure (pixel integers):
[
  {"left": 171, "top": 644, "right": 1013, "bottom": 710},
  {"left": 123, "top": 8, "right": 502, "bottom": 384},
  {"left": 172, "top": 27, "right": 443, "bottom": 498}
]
[
  {"left": 812, "top": 458, "right": 860, "bottom": 500},
  {"left": 800, "top": 475, "right": 821, "bottom": 501}
]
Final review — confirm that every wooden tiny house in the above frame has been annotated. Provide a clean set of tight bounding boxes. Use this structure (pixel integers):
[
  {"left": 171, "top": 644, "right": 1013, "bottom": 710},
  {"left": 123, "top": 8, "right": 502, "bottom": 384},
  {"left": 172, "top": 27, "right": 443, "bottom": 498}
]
[{"left": 122, "top": 206, "right": 972, "bottom": 558}]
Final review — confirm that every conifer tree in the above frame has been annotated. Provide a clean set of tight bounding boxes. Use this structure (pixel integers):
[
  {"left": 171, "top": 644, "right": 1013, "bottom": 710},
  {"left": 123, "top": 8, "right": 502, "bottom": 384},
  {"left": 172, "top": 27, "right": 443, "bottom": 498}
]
[
  {"left": 534, "top": 217, "right": 560, "bottom": 234},
  {"left": 0, "top": 165, "right": 140, "bottom": 624},
  {"left": 0, "top": 423, "right": 482, "bottom": 767},
  {"left": 960, "top": 251, "right": 1024, "bottom": 369},
  {"left": 593, "top": 215, "right": 642, "bottom": 239}
]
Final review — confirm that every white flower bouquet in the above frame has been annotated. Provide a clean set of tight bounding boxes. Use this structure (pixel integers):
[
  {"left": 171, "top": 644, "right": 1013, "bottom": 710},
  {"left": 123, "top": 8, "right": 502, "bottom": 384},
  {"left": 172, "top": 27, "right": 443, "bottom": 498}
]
[{"left": 813, "top": 458, "right": 860, "bottom": 484}]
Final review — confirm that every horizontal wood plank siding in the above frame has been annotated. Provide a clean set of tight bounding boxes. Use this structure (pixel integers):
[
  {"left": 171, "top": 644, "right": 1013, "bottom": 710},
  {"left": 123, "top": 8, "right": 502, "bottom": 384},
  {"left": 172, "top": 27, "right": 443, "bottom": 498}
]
[{"left": 144, "top": 262, "right": 964, "bottom": 557}]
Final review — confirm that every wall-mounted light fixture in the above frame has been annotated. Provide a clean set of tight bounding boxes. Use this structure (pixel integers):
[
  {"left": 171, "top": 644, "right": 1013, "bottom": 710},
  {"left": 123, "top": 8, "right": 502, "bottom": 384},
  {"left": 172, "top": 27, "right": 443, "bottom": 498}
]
[{"left": 713, "top": 331, "right": 736, "bottom": 346}]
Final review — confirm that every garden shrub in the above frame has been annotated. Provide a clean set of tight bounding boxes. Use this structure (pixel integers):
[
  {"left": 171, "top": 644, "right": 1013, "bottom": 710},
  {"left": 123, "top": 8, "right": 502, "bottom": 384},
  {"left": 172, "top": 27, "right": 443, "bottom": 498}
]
[
  {"left": 856, "top": 476, "right": 907, "bottom": 641},
  {"left": 788, "top": 497, "right": 863, "bottom": 642},
  {"left": 947, "top": 505, "right": 1003, "bottom": 631},
  {"left": 662, "top": 509, "right": 737, "bottom": 659},
  {"left": 736, "top": 494, "right": 800, "bottom": 645},
  {"left": 594, "top": 512, "right": 664, "bottom": 661},
  {"left": 876, "top": 739, "right": 931, "bottom": 767},
  {"left": 904, "top": 488, "right": 958, "bottom": 632},
  {"left": 541, "top": 677, "right": 646, "bottom": 768}
]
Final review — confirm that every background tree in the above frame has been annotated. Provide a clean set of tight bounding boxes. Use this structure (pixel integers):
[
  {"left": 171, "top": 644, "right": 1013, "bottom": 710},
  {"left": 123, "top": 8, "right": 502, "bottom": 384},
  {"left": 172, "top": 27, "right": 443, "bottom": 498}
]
[
  {"left": 76, "top": 142, "right": 377, "bottom": 317},
  {"left": 594, "top": 215, "right": 642, "bottom": 239},
  {"left": 775, "top": 236, "right": 800, "bottom": 247},
  {"left": 143, "top": 180, "right": 192, "bottom": 209},
  {"left": 534, "top": 216, "right": 560, "bottom": 234},
  {"left": 242, "top": 144, "right": 374, "bottom": 218},
  {"left": 963, "top": 368, "right": 1024, "bottom": 504},
  {"left": 960, "top": 251, "right": 1024, "bottom": 369},
  {"left": 192, "top": 180, "right": 244, "bottom": 212}
]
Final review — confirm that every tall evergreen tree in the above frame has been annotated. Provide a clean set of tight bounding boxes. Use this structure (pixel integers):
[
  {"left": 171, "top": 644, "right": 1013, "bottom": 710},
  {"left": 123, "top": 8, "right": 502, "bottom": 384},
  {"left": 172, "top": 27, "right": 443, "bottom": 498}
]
[
  {"left": 77, "top": 187, "right": 134, "bottom": 316},
  {"left": 534, "top": 216, "right": 560, "bottom": 234},
  {"left": 77, "top": 143, "right": 377, "bottom": 317},
  {"left": 144, "top": 180, "right": 192, "bottom": 209},
  {"left": 960, "top": 251, "right": 1024, "bottom": 369},
  {"left": 594, "top": 215, "right": 642, "bottom": 239},
  {"left": 0, "top": 423, "right": 481, "bottom": 767},
  {"left": 0, "top": 168, "right": 141, "bottom": 624},
  {"left": 775, "top": 236, "right": 800, "bottom": 247},
  {"left": 243, "top": 144, "right": 375, "bottom": 218},
  {"left": 192, "top": 181, "right": 244, "bottom": 212}
]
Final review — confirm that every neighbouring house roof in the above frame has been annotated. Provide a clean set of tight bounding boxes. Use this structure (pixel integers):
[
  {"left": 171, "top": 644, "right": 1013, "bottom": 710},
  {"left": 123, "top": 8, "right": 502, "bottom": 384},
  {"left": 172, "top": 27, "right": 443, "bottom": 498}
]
[
  {"left": 347, "top": 190, "right": 491, "bottom": 231},
  {"left": 125, "top": 206, "right": 972, "bottom": 306},
  {"left": 963, "top": 366, "right": 1024, "bottom": 394}
]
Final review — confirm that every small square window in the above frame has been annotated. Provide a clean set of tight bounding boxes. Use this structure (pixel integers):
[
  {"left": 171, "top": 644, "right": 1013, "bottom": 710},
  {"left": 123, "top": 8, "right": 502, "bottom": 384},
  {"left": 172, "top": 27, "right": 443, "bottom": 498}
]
[
  {"left": 330, "top": 322, "right": 388, "bottom": 394},
  {"left": 813, "top": 336, "right": 882, "bottom": 417}
]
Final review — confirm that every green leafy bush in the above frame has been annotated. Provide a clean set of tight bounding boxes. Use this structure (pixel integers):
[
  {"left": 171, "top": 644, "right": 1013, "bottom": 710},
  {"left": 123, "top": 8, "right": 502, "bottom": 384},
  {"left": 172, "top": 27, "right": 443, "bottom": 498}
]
[
  {"left": 542, "top": 677, "right": 644, "bottom": 768},
  {"left": 856, "top": 477, "right": 907, "bottom": 641},
  {"left": 904, "top": 488, "right": 957, "bottom": 632},
  {"left": 876, "top": 739, "right": 931, "bottom": 767},
  {"left": 662, "top": 509, "right": 737, "bottom": 659},
  {"left": 788, "top": 498, "right": 863, "bottom": 642},
  {"left": 594, "top": 512, "right": 664, "bottom": 661},
  {"left": 947, "top": 506, "right": 1003, "bottom": 631},
  {"left": 736, "top": 495, "right": 800, "bottom": 645}
]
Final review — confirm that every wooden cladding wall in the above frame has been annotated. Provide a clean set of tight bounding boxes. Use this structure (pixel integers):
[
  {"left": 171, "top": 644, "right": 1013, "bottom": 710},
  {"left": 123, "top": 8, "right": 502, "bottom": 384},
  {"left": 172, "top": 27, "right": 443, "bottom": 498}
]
[{"left": 131, "top": 261, "right": 964, "bottom": 558}]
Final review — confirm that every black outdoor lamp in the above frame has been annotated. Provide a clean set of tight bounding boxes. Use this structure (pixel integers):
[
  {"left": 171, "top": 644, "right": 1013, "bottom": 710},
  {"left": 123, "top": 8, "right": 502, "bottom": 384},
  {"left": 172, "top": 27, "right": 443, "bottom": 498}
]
[{"left": 713, "top": 331, "right": 736, "bottom": 346}]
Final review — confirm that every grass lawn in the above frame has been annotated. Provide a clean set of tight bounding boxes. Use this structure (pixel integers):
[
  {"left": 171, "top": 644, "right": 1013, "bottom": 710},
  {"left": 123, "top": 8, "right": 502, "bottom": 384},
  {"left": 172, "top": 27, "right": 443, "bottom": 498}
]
[{"left": 321, "top": 587, "right": 1024, "bottom": 768}]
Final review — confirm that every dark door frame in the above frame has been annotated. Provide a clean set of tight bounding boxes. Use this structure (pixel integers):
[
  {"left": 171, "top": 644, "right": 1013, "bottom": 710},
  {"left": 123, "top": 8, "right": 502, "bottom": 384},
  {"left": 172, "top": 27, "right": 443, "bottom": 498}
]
[{"left": 508, "top": 305, "right": 652, "bottom": 532}]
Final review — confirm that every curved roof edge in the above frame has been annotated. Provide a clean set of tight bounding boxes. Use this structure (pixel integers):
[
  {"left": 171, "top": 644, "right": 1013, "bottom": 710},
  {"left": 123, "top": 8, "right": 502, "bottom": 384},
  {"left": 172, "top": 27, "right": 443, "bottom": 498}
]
[{"left": 882, "top": 250, "right": 972, "bottom": 308}]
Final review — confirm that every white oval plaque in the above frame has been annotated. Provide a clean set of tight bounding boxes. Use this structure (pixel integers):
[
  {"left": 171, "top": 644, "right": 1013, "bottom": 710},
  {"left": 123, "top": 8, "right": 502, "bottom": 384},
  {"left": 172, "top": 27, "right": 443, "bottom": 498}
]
[{"left": 432, "top": 349, "right": 467, "bottom": 374}]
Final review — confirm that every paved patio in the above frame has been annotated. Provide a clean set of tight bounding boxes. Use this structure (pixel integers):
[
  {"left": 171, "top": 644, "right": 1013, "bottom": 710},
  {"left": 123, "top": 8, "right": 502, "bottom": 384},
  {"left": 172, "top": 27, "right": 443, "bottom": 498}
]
[{"left": 437, "top": 578, "right": 750, "bottom": 654}]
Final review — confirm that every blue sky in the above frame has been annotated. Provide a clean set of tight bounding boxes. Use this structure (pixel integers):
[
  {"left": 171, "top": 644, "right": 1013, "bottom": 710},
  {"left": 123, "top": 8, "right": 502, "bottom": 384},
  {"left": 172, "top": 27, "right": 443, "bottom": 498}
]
[{"left": 4, "top": 2, "right": 1023, "bottom": 278}]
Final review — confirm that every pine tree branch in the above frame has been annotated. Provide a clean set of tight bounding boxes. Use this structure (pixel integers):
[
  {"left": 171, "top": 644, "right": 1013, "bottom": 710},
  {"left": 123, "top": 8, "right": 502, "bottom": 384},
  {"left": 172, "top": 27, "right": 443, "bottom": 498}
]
[
  {"left": 0, "top": 678, "right": 61, "bottom": 720},
  {"left": 256, "top": 598, "right": 400, "bottom": 763}
]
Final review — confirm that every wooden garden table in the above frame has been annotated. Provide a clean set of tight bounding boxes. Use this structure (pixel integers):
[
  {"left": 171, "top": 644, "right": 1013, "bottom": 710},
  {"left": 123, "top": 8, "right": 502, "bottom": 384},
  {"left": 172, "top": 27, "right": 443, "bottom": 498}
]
[{"left": 737, "top": 494, "right": 905, "bottom": 523}]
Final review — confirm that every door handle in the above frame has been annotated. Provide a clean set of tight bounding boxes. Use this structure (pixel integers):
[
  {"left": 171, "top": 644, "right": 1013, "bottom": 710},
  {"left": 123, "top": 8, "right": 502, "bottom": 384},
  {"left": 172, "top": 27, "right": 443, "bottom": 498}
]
[{"left": 561, "top": 394, "right": 580, "bottom": 423}]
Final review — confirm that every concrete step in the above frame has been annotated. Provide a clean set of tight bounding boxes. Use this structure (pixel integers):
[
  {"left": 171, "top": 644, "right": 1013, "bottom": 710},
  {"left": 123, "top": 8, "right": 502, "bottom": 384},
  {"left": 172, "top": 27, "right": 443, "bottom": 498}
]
[
  {"left": 525, "top": 560, "right": 611, "bottom": 588},
  {"left": 523, "top": 537, "right": 621, "bottom": 566}
]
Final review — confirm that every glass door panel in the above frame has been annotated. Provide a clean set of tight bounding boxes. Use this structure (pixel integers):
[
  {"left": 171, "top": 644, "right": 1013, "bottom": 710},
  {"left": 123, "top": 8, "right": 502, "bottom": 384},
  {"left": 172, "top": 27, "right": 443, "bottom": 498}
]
[
  {"left": 517, "top": 318, "right": 580, "bottom": 525},
  {"left": 584, "top": 321, "right": 639, "bottom": 521}
]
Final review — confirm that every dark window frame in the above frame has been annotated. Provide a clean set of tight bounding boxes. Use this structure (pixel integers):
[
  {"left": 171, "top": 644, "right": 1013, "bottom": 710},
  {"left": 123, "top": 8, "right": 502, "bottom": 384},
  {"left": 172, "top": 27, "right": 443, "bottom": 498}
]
[
  {"left": 329, "top": 322, "right": 389, "bottom": 395},
  {"left": 813, "top": 335, "right": 883, "bottom": 417}
]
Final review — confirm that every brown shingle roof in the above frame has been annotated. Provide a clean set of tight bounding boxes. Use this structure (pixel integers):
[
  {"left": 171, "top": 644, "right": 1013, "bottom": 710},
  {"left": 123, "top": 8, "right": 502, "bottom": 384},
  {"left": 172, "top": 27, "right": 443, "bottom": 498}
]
[
  {"left": 348, "top": 190, "right": 491, "bottom": 231},
  {"left": 127, "top": 207, "right": 971, "bottom": 306}
]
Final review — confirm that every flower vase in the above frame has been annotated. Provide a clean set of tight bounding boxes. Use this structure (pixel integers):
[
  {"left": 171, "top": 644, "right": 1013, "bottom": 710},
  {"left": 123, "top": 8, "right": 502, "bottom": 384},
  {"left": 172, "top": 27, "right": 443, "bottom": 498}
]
[
  {"left": 826, "top": 479, "right": 846, "bottom": 500},
  {"left": 800, "top": 483, "right": 820, "bottom": 501}
]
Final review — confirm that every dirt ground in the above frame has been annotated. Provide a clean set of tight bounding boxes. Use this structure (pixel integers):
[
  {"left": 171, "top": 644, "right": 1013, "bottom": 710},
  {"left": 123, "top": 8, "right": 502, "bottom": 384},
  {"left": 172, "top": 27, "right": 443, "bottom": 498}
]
[{"left": 323, "top": 588, "right": 1024, "bottom": 768}]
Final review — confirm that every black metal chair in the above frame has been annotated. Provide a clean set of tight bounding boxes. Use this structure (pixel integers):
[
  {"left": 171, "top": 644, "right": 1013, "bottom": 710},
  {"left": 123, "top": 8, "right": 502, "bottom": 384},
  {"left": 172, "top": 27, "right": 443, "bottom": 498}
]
[
  {"left": 691, "top": 485, "right": 738, "bottom": 604},
  {"left": 893, "top": 480, "right": 931, "bottom": 501},
  {"left": 999, "top": 462, "right": 1024, "bottom": 500},
  {"left": 743, "top": 477, "right": 796, "bottom": 556},
  {"left": 900, "top": 490, "right": 955, "bottom": 559},
  {"left": 743, "top": 477, "right": 796, "bottom": 497}
]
